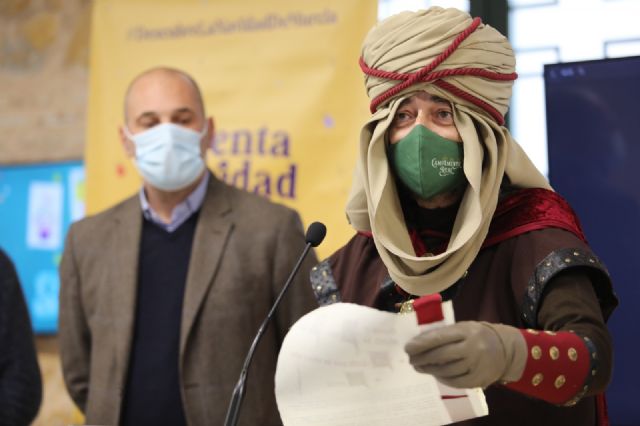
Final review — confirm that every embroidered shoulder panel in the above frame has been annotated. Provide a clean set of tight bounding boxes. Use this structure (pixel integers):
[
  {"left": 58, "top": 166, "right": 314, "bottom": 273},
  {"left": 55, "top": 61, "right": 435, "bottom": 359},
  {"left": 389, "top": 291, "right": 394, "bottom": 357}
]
[
  {"left": 521, "top": 247, "right": 610, "bottom": 328},
  {"left": 309, "top": 260, "right": 341, "bottom": 306}
]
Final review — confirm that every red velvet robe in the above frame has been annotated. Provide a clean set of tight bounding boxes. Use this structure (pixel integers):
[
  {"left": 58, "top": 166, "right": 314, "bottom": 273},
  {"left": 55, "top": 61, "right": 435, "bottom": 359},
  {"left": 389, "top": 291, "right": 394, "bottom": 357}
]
[{"left": 311, "top": 189, "right": 617, "bottom": 426}]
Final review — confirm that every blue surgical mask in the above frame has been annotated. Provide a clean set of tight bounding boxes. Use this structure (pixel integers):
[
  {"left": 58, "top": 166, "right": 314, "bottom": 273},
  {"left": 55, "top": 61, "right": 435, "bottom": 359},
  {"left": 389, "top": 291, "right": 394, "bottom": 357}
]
[{"left": 125, "top": 123, "right": 207, "bottom": 191}]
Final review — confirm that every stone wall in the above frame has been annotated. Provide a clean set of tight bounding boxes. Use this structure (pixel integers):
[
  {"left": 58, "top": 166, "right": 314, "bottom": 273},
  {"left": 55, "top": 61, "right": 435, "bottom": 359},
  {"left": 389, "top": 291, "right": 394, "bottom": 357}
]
[
  {"left": 0, "top": 0, "right": 90, "bottom": 165},
  {"left": 1, "top": 0, "right": 90, "bottom": 424}
]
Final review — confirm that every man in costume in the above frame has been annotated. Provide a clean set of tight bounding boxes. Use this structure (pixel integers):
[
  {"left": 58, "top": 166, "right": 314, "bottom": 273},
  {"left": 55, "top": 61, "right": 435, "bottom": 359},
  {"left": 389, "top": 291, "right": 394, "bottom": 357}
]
[
  {"left": 59, "top": 67, "right": 318, "bottom": 426},
  {"left": 310, "top": 8, "right": 617, "bottom": 425}
]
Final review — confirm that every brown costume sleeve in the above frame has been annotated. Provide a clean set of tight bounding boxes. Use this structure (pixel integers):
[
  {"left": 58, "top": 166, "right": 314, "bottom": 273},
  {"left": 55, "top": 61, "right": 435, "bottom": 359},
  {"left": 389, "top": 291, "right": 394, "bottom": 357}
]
[
  {"left": 499, "top": 227, "right": 616, "bottom": 405},
  {"left": 537, "top": 270, "right": 613, "bottom": 395},
  {"left": 504, "top": 270, "right": 612, "bottom": 405}
]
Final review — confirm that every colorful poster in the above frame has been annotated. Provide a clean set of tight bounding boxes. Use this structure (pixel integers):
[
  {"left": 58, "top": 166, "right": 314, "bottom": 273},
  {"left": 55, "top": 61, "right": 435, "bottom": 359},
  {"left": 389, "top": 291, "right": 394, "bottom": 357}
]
[
  {"left": 26, "top": 181, "right": 63, "bottom": 250},
  {"left": 0, "top": 161, "right": 84, "bottom": 333},
  {"left": 86, "top": 0, "right": 377, "bottom": 257}
]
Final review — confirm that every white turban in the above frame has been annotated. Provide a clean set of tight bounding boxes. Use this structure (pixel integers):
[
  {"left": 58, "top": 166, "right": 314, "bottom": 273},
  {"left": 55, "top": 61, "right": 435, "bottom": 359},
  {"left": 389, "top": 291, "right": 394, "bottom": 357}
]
[{"left": 346, "top": 7, "right": 551, "bottom": 295}]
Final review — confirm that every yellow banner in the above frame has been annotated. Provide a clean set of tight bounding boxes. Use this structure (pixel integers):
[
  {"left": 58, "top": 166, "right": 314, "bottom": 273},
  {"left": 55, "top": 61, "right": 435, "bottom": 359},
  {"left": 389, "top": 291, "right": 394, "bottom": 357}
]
[{"left": 86, "top": 0, "right": 376, "bottom": 258}]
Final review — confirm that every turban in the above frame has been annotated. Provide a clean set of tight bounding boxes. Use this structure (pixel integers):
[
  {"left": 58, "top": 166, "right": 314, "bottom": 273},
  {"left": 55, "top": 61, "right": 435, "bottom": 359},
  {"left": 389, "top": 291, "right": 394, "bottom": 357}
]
[{"left": 345, "top": 7, "right": 552, "bottom": 296}]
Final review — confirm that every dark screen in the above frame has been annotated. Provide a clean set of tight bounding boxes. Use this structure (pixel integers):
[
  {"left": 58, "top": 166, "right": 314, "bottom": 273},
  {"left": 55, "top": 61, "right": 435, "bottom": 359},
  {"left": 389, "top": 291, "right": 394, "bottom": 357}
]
[{"left": 545, "top": 56, "right": 640, "bottom": 425}]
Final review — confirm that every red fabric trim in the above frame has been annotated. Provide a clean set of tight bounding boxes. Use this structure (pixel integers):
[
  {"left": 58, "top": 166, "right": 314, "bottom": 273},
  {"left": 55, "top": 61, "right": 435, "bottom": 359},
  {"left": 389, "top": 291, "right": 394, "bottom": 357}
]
[
  {"left": 408, "top": 229, "right": 429, "bottom": 257},
  {"left": 434, "top": 80, "right": 506, "bottom": 125},
  {"left": 359, "top": 189, "right": 585, "bottom": 289},
  {"left": 597, "top": 393, "right": 610, "bottom": 426},
  {"left": 359, "top": 17, "right": 518, "bottom": 124},
  {"left": 483, "top": 188, "right": 586, "bottom": 248},
  {"left": 408, "top": 229, "right": 451, "bottom": 257},
  {"left": 394, "top": 283, "right": 410, "bottom": 298},
  {"left": 360, "top": 61, "right": 518, "bottom": 83},
  {"left": 363, "top": 17, "right": 482, "bottom": 112},
  {"left": 413, "top": 294, "right": 444, "bottom": 325},
  {"left": 404, "top": 188, "right": 585, "bottom": 257},
  {"left": 505, "top": 330, "right": 590, "bottom": 405}
]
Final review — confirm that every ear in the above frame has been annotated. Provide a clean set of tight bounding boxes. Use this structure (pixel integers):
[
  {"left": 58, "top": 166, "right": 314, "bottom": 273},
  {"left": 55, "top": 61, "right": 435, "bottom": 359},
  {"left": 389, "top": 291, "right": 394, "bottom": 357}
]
[
  {"left": 201, "top": 116, "right": 215, "bottom": 155},
  {"left": 119, "top": 126, "right": 136, "bottom": 158}
]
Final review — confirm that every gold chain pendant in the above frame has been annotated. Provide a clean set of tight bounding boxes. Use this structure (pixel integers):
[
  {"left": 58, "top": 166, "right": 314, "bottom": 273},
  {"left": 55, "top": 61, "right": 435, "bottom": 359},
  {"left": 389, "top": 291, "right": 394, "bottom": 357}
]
[{"left": 398, "top": 299, "right": 415, "bottom": 314}]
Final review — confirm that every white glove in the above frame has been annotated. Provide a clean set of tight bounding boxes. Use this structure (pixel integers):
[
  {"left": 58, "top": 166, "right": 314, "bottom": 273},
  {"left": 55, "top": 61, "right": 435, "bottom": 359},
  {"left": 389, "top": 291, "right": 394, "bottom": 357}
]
[{"left": 404, "top": 321, "right": 527, "bottom": 389}]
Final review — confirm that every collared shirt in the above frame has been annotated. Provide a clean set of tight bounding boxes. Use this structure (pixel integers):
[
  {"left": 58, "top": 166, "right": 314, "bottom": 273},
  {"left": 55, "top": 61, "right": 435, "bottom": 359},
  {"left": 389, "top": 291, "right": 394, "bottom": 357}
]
[{"left": 138, "top": 173, "right": 209, "bottom": 233}]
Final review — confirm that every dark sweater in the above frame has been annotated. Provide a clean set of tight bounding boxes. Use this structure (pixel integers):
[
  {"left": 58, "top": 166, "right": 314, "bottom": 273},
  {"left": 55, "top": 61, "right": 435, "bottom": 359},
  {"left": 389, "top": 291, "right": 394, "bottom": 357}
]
[
  {"left": 120, "top": 213, "right": 199, "bottom": 426},
  {"left": 0, "top": 248, "right": 42, "bottom": 426}
]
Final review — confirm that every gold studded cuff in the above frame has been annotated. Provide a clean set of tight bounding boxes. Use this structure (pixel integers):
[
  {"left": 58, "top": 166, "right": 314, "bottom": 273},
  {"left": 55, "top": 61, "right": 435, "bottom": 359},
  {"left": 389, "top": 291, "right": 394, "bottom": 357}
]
[{"left": 504, "top": 329, "right": 591, "bottom": 405}]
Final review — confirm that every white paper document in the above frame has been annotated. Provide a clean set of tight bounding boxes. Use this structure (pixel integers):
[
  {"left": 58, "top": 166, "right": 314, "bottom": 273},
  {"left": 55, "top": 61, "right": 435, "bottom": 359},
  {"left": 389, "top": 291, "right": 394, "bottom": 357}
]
[{"left": 275, "top": 302, "right": 488, "bottom": 425}]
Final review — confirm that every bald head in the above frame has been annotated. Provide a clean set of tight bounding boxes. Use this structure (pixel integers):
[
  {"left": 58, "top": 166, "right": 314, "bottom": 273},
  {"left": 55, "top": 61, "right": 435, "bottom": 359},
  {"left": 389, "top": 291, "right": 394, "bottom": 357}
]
[
  {"left": 124, "top": 67, "right": 206, "bottom": 131},
  {"left": 119, "top": 66, "right": 214, "bottom": 162}
]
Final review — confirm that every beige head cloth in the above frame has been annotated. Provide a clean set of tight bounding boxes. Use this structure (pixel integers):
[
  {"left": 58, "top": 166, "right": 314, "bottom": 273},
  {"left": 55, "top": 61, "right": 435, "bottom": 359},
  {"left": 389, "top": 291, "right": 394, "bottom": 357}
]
[{"left": 346, "top": 7, "right": 551, "bottom": 296}]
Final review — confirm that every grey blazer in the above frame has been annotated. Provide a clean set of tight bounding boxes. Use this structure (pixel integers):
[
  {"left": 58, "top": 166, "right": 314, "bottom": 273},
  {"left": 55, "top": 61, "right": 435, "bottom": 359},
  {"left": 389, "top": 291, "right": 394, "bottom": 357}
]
[{"left": 59, "top": 175, "right": 319, "bottom": 426}]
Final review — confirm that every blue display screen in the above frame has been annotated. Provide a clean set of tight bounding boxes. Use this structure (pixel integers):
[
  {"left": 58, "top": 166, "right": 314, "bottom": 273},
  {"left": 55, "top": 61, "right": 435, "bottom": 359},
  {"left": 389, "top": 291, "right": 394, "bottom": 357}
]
[
  {"left": 0, "top": 161, "right": 85, "bottom": 334},
  {"left": 545, "top": 56, "right": 640, "bottom": 425}
]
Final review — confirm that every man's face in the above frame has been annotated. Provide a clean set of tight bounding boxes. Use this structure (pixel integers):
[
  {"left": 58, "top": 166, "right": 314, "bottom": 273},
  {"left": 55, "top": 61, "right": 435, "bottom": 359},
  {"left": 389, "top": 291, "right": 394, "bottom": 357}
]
[
  {"left": 120, "top": 70, "right": 212, "bottom": 158},
  {"left": 387, "top": 91, "right": 464, "bottom": 209},
  {"left": 388, "top": 91, "right": 461, "bottom": 144}
]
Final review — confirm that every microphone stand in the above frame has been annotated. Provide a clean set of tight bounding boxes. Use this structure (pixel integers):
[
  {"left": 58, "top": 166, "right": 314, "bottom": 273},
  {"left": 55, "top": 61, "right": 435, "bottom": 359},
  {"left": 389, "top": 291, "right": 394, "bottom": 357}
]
[{"left": 223, "top": 241, "right": 316, "bottom": 426}]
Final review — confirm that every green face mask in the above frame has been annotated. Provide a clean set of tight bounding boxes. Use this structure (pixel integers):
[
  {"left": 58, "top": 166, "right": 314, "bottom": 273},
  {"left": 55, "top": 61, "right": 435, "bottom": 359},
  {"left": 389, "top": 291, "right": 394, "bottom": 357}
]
[{"left": 388, "top": 125, "right": 465, "bottom": 200}]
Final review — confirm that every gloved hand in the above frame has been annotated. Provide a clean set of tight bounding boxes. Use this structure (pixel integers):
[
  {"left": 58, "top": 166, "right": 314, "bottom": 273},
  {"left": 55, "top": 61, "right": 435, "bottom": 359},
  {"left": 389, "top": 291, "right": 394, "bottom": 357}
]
[{"left": 404, "top": 321, "right": 527, "bottom": 389}]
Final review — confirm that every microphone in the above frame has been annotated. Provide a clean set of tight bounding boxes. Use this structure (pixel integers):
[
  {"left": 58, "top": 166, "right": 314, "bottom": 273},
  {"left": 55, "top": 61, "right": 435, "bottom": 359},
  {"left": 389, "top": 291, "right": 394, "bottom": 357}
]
[{"left": 224, "top": 221, "right": 327, "bottom": 426}]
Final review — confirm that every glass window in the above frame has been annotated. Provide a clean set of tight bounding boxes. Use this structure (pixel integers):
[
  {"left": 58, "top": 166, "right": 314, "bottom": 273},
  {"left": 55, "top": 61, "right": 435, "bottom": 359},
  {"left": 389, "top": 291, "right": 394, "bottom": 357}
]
[{"left": 509, "top": 0, "right": 640, "bottom": 176}]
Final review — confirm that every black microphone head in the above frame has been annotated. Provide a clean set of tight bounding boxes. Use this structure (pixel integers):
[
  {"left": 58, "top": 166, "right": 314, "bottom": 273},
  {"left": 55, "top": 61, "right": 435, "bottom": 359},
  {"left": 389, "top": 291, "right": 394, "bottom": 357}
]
[{"left": 305, "top": 222, "right": 326, "bottom": 247}]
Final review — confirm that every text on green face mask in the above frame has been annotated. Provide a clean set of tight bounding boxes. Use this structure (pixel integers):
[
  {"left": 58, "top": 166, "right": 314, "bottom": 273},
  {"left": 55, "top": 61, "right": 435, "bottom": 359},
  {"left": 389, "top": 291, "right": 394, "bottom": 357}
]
[{"left": 431, "top": 158, "right": 462, "bottom": 177}]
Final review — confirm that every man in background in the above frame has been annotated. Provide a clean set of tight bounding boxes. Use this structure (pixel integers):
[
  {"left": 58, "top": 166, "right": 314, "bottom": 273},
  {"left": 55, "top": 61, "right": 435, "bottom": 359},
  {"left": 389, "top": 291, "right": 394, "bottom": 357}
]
[{"left": 59, "top": 67, "right": 318, "bottom": 426}]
